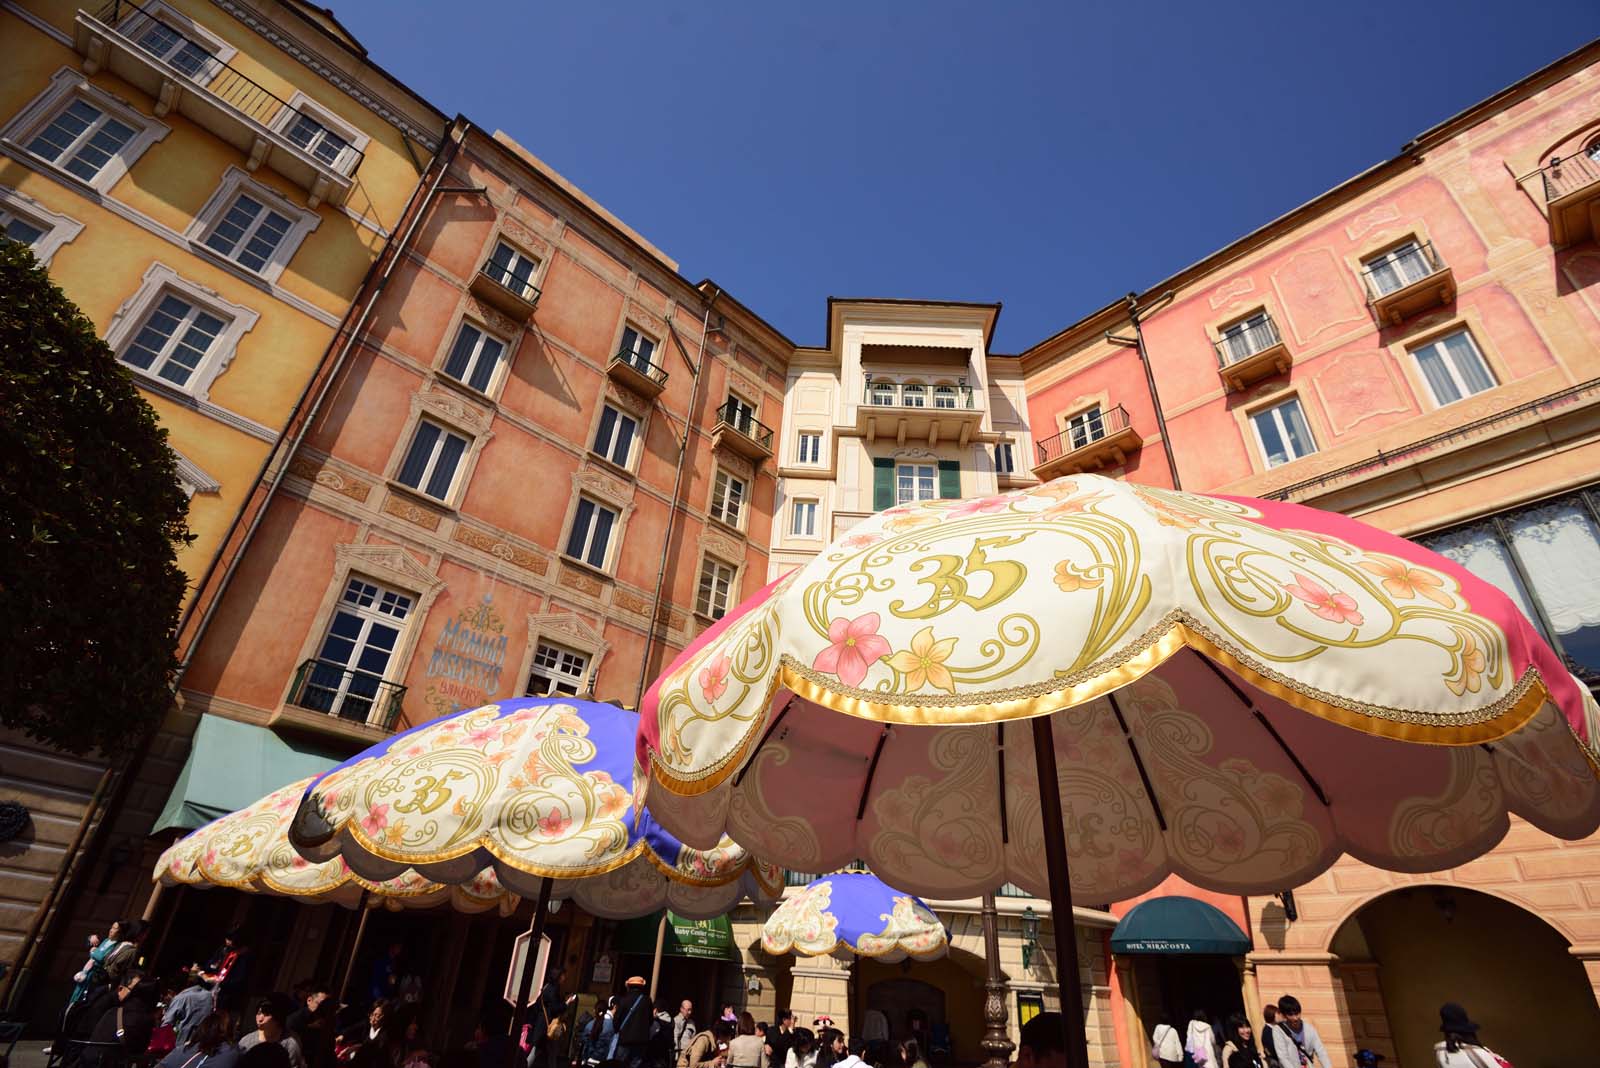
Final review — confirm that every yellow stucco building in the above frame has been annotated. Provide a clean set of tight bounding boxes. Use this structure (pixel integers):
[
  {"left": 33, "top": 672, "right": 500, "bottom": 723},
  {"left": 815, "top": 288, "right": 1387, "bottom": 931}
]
[{"left": 0, "top": 0, "right": 444, "bottom": 1003}]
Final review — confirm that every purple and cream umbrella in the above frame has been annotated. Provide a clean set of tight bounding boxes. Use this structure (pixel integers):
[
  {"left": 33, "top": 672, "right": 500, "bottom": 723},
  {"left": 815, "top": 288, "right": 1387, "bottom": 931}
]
[
  {"left": 637, "top": 475, "right": 1600, "bottom": 1068},
  {"left": 761, "top": 871, "right": 948, "bottom": 963}
]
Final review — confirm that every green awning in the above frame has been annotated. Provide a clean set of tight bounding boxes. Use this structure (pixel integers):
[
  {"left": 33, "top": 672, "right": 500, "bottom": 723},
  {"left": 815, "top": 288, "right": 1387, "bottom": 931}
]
[
  {"left": 615, "top": 911, "right": 737, "bottom": 961},
  {"left": 1110, "top": 896, "right": 1251, "bottom": 956},
  {"left": 153, "top": 714, "right": 343, "bottom": 833}
]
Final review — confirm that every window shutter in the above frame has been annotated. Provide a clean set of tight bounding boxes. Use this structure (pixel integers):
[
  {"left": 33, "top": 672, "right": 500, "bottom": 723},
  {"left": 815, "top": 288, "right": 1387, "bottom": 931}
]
[
  {"left": 937, "top": 461, "right": 961, "bottom": 499},
  {"left": 872, "top": 458, "right": 895, "bottom": 511}
]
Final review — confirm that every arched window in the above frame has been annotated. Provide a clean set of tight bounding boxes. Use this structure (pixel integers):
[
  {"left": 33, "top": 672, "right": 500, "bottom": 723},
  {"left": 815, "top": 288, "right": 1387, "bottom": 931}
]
[
  {"left": 870, "top": 381, "right": 896, "bottom": 407},
  {"left": 901, "top": 383, "right": 926, "bottom": 408},
  {"left": 933, "top": 384, "right": 958, "bottom": 409},
  {"left": 1587, "top": 137, "right": 1600, "bottom": 164}
]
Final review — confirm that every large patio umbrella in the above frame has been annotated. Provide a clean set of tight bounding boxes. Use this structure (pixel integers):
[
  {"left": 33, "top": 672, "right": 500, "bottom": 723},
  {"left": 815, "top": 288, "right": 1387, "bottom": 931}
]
[
  {"left": 635, "top": 475, "right": 1600, "bottom": 1068},
  {"left": 761, "top": 871, "right": 948, "bottom": 962},
  {"left": 287, "top": 697, "right": 781, "bottom": 1017}
]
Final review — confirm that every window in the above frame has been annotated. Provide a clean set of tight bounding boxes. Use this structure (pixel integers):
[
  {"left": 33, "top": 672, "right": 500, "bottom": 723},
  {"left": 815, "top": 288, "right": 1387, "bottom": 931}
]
[
  {"left": 285, "top": 111, "right": 351, "bottom": 169},
  {"left": 724, "top": 393, "right": 757, "bottom": 431},
  {"left": 132, "top": 17, "right": 217, "bottom": 79},
  {"left": 1364, "top": 240, "right": 1433, "bottom": 296},
  {"left": 525, "top": 641, "right": 589, "bottom": 697},
  {"left": 619, "top": 325, "right": 657, "bottom": 371},
  {"left": 933, "top": 384, "right": 958, "bottom": 409},
  {"left": 696, "top": 557, "right": 737, "bottom": 620},
  {"left": 441, "top": 322, "right": 507, "bottom": 394},
  {"left": 26, "top": 98, "right": 138, "bottom": 184},
  {"left": 202, "top": 191, "right": 294, "bottom": 273},
  {"left": 566, "top": 496, "right": 619, "bottom": 569},
  {"left": 395, "top": 420, "right": 469, "bottom": 501},
  {"left": 592, "top": 405, "right": 638, "bottom": 468},
  {"left": 792, "top": 499, "right": 818, "bottom": 537},
  {"left": 896, "top": 463, "right": 937, "bottom": 505},
  {"left": 797, "top": 432, "right": 822, "bottom": 465},
  {"left": 485, "top": 241, "right": 539, "bottom": 300},
  {"left": 1, "top": 208, "right": 44, "bottom": 247},
  {"left": 995, "top": 442, "right": 1015, "bottom": 475},
  {"left": 1219, "top": 311, "right": 1275, "bottom": 363},
  {"left": 301, "top": 577, "right": 413, "bottom": 723},
  {"left": 1067, "top": 407, "right": 1106, "bottom": 449},
  {"left": 1588, "top": 138, "right": 1600, "bottom": 164},
  {"left": 1412, "top": 330, "right": 1496, "bottom": 407},
  {"left": 120, "top": 294, "right": 227, "bottom": 388},
  {"left": 710, "top": 469, "right": 747, "bottom": 527},
  {"left": 0, "top": 188, "right": 82, "bottom": 266},
  {"left": 901, "top": 383, "right": 926, "bottom": 408},
  {"left": 1250, "top": 398, "right": 1317, "bottom": 468},
  {"left": 870, "top": 381, "right": 896, "bottom": 406}
]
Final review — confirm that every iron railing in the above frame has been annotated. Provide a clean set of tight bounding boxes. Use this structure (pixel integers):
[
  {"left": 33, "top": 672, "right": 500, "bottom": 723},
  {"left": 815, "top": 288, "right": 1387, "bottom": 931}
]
[
  {"left": 93, "top": 0, "right": 365, "bottom": 175},
  {"left": 716, "top": 399, "right": 774, "bottom": 450},
  {"left": 480, "top": 261, "right": 541, "bottom": 305},
  {"left": 1213, "top": 316, "right": 1282, "bottom": 367},
  {"left": 1540, "top": 152, "right": 1600, "bottom": 204},
  {"left": 861, "top": 381, "right": 976, "bottom": 409},
  {"left": 1035, "top": 405, "right": 1131, "bottom": 465},
  {"left": 611, "top": 347, "right": 668, "bottom": 387},
  {"left": 1360, "top": 240, "right": 1445, "bottom": 302},
  {"left": 288, "top": 658, "right": 405, "bottom": 729}
]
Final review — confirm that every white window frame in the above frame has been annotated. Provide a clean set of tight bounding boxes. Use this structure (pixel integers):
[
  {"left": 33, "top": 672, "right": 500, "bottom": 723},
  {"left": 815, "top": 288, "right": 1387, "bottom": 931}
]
[
  {"left": 1363, "top": 239, "right": 1432, "bottom": 296},
  {"left": 933, "top": 384, "right": 959, "bottom": 409},
  {"left": 1411, "top": 329, "right": 1498, "bottom": 408},
  {"left": 114, "top": 0, "right": 238, "bottom": 82},
  {"left": 394, "top": 419, "right": 471, "bottom": 502},
  {"left": 709, "top": 468, "right": 747, "bottom": 529},
  {"left": 791, "top": 498, "right": 819, "bottom": 538},
  {"left": 0, "top": 184, "right": 83, "bottom": 265},
  {"left": 438, "top": 319, "right": 509, "bottom": 396},
  {"left": 896, "top": 463, "right": 937, "bottom": 505},
  {"left": 592, "top": 403, "right": 639, "bottom": 469},
  {"left": 696, "top": 555, "right": 738, "bottom": 621},
  {"left": 1219, "top": 310, "right": 1274, "bottom": 362},
  {"left": 302, "top": 575, "right": 414, "bottom": 725},
  {"left": 525, "top": 640, "right": 590, "bottom": 698},
  {"left": 618, "top": 323, "right": 659, "bottom": 370},
  {"left": 102, "top": 263, "right": 259, "bottom": 401},
  {"left": 1249, "top": 397, "right": 1318, "bottom": 469},
  {"left": 1, "top": 69, "right": 170, "bottom": 194},
  {"left": 185, "top": 167, "right": 319, "bottom": 282},
  {"left": 484, "top": 239, "right": 541, "bottom": 301},
  {"left": 901, "top": 382, "right": 926, "bottom": 408},
  {"left": 271, "top": 90, "right": 368, "bottom": 176},
  {"left": 796, "top": 431, "right": 823, "bottom": 465},
  {"left": 870, "top": 381, "right": 896, "bottom": 406},
  {"left": 566, "top": 495, "right": 621, "bottom": 571},
  {"left": 995, "top": 441, "right": 1016, "bottom": 475}
]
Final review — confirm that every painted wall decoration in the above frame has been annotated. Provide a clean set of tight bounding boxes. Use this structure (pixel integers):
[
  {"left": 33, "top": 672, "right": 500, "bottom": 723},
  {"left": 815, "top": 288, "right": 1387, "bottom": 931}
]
[{"left": 424, "top": 594, "right": 508, "bottom": 716}]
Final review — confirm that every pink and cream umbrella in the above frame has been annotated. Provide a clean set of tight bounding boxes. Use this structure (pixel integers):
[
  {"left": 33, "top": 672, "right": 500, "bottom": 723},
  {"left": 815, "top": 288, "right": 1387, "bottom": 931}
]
[{"left": 636, "top": 475, "right": 1600, "bottom": 1068}]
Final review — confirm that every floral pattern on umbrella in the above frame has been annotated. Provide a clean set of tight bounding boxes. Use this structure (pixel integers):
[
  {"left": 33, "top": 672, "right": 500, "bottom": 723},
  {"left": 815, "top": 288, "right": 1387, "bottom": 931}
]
[{"left": 761, "top": 872, "right": 947, "bottom": 962}]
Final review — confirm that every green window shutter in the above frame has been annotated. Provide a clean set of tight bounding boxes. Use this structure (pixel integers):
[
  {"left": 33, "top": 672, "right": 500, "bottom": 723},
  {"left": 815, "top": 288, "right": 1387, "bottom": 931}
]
[
  {"left": 872, "top": 458, "right": 896, "bottom": 511},
  {"left": 937, "top": 461, "right": 961, "bottom": 499}
]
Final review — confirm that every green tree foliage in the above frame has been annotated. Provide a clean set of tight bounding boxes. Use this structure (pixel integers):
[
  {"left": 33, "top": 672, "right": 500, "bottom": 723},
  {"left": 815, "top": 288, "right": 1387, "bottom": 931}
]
[{"left": 0, "top": 238, "right": 193, "bottom": 756}]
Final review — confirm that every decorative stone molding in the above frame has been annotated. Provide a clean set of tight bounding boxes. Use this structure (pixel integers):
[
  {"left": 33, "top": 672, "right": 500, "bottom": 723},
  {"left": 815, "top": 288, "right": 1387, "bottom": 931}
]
[
  {"left": 0, "top": 183, "right": 83, "bottom": 265},
  {"left": 382, "top": 490, "right": 444, "bottom": 531},
  {"left": 571, "top": 465, "right": 633, "bottom": 510},
  {"left": 465, "top": 297, "right": 520, "bottom": 340},
  {"left": 557, "top": 563, "right": 603, "bottom": 597},
  {"left": 102, "top": 261, "right": 261, "bottom": 404},
  {"left": 715, "top": 450, "right": 755, "bottom": 481},
  {"left": 699, "top": 528, "right": 743, "bottom": 564},
  {"left": 611, "top": 589, "right": 650, "bottom": 616},
  {"left": 413, "top": 388, "right": 491, "bottom": 436},
  {"left": 332, "top": 543, "right": 445, "bottom": 597},
  {"left": 184, "top": 166, "right": 321, "bottom": 284},
  {"left": 452, "top": 523, "right": 548, "bottom": 575},
  {"left": 603, "top": 382, "right": 651, "bottom": 419},
  {"left": 287, "top": 455, "right": 373, "bottom": 503}
]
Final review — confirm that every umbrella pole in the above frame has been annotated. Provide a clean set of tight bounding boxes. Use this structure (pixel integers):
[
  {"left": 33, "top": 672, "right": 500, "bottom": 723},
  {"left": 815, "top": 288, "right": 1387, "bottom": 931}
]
[
  {"left": 340, "top": 892, "right": 372, "bottom": 1003},
  {"left": 1031, "top": 715, "right": 1090, "bottom": 1068},
  {"left": 510, "top": 877, "right": 556, "bottom": 1037},
  {"left": 647, "top": 910, "right": 668, "bottom": 1000}
]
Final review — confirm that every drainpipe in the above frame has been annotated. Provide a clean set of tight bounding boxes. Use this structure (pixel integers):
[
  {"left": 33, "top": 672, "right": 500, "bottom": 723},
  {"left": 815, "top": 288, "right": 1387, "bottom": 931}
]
[
  {"left": 13, "top": 121, "right": 475, "bottom": 1016},
  {"left": 1107, "top": 292, "right": 1181, "bottom": 490},
  {"left": 633, "top": 288, "right": 720, "bottom": 710}
]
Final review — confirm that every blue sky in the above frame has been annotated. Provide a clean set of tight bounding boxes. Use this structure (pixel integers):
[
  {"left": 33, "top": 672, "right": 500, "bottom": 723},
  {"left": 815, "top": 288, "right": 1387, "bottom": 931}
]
[{"left": 335, "top": 2, "right": 1599, "bottom": 352}]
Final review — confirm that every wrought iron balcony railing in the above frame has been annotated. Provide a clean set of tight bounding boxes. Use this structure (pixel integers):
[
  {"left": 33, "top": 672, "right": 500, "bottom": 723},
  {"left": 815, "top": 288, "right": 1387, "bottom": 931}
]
[
  {"left": 1541, "top": 152, "right": 1600, "bottom": 205},
  {"left": 1360, "top": 240, "right": 1446, "bottom": 302},
  {"left": 715, "top": 400, "right": 774, "bottom": 450},
  {"left": 1213, "top": 316, "right": 1283, "bottom": 367},
  {"left": 613, "top": 348, "right": 668, "bottom": 387},
  {"left": 480, "top": 261, "right": 541, "bottom": 305},
  {"left": 1035, "top": 405, "right": 1131, "bottom": 465},
  {"left": 288, "top": 658, "right": 405, "bottom": 730}
]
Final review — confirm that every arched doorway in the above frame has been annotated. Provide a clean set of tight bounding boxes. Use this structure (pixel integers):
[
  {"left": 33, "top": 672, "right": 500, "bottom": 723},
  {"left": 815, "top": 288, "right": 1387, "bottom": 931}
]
[{"left": 1330, "top": 885, "right": 1600, "bottom": 1068}]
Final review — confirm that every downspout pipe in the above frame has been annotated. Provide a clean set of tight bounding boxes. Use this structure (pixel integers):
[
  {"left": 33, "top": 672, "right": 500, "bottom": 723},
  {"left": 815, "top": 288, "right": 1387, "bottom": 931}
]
[
  {"left": 633, "top": 288, "right": 720, "bottom": 710},
  {"left": 1117, "top": 292, "right": 1182, "bottom": 491}
]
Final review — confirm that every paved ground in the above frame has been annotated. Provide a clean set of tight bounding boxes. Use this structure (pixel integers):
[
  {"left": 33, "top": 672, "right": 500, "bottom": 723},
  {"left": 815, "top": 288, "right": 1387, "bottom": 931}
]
[{"left": 11, "top": 1040, "right": 50, "bottom": 1068}]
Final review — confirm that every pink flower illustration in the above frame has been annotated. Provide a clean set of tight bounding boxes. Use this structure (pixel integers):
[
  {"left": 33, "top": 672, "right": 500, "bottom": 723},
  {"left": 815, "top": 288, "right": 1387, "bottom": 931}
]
[
  {"left": 291, "top": 856, "right": 308, "bottom": 870},
  {"left": 698, "top": 652, "right": 732, "bottom": 702},
  {"left": 466, "top": 723, "right": 500, "bottom": 747},
  {"left": 812, "top": 613, "right": 892, "bottom": 688},
  {"left": 839, "top": 533, "right": 883, "bottom": 550},
  {"left": 537, "top": 808, "right": 572, "bottom": 838},
  {"left": 1283, "top": 572, "right": 1364, "bottom": 626},
  {"left": 360, "top": 803, "right": 389, "bottom": 837},
  {"left": 947, "top": 495, "right": 1010, "bottom": 518}
]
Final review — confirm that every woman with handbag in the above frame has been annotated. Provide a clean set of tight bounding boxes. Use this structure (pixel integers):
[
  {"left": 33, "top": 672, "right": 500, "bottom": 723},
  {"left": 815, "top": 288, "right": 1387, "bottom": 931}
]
[
  {"left": 1433, "top": 1004, "right": 1512, "bottom": 1068},
  {"left": 1149, "top": 1016, "right": 1182, "bottom": 1068}
]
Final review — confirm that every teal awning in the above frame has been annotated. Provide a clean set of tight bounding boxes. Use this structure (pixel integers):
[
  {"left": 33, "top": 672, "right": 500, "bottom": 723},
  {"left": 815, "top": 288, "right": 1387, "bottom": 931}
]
[
  {"left": 1110, "top": 896, "right": 1251, "bottom": 956},
  {"left": 615, "top": 911, "right": 737, "bottom": 961},
  {"left": 153, "top": 714, "right": 343, "bottom": 833}
]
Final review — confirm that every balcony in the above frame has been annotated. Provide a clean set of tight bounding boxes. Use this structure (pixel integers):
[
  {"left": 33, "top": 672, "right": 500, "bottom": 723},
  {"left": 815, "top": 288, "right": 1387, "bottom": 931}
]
[
  {"left": 606, "top": 348, "right": 668, "bottom": 399},
  {"left": 1360, "top": 241, "right": 1455, "bottom": 326},
  {"left": 74, "top": 0, "right": 364, "bottom": 206},
  {"left": 1032, "top": 405, "right": 1142, "bottom": 480},
  {"left": 855, "top": 380, "right": 983, "bottom": 447},
  {"left": 1540, "top": 152, "right": 1600, "bottom": 247},
  {"left": 712, "top": 399, "right": 774, "bottom": 461},
  {"left": 469, "top": 260, "right": 541, "bottom": 321},
  {"left": 269, "top": 658, "right": 405, "bottom": 743},
  {"left": 1214, "top": 315, "right": 1291, "bottom": 392}
]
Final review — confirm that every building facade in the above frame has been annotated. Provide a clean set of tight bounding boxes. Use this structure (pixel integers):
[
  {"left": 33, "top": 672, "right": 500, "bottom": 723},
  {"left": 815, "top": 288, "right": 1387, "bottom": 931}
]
[{"left": 0, "top": 0, "right": 444, "bottom": 1006}]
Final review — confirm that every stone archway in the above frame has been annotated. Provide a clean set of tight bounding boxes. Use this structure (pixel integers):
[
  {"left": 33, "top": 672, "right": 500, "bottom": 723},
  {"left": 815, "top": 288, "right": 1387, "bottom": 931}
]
[{"left": 1328, "top": 884, "right": 1600, "bottom": 1068}]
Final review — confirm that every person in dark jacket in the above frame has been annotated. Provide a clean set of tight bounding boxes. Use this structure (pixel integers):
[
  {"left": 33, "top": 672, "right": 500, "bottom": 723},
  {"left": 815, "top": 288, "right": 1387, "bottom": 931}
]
[
  {"left": 524, "top": 968, "right": 569, "bottom": 1068},
  {"left": 288, "top": 987, "right": 335, "bottom": 1068},
  {"left": 611, "top": 978, "right": 654, "bottom": 1068},
  {"left": 81, "top": 970, "right": 158, "bottom": 1068}
]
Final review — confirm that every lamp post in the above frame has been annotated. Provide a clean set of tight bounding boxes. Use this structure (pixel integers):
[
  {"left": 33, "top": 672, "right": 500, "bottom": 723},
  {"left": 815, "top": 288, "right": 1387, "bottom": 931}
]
[
  {"left": 979, "top": 893, "right": 1014, "bottom": 1068},
  {"left": 1020, "top": 906, "right": 1041, "bottom": 971}
]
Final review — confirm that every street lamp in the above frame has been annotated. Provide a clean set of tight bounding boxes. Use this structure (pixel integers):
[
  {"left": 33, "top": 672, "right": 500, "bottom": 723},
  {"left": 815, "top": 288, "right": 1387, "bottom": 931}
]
[{"left": 1021, "top": 905, "right": 1041, "bottom": 969}]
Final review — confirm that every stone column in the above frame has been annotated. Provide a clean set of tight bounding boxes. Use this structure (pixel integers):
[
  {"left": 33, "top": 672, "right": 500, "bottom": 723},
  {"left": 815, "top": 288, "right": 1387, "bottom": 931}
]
[
  {"left": 790, "top": 955, "right": 852, "bottom": 1035},
  {"left": 1248, "top": 952, "right": 1359, "bottom": 1068},
  {"left": 1335, "top": 959, "right": 1395, "bottom": 1065},
  {"left": 1238, "top": 958, "right": 1262, "bottom": 1035}
]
